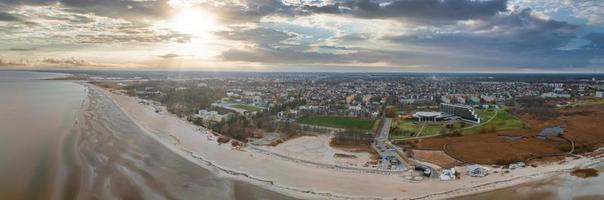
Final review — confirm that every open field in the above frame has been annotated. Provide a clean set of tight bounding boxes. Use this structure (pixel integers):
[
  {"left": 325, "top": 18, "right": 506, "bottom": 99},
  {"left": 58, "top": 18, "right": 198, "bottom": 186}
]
[
  {"left": 391, "top": 108, "right": 526, "bottom": 140},
  {"left": 256, "top": 135, "right": 375, "bottom": 167},
  {"left": 570, "top": 98, "right": 604, "bottom": 107},
  {"left": 411, "top": 150, "right": 462, "bottom": 168},
  {"left": 446, "top": 136, "right": 570, "bottom": 164},
  {"left": 401, "top": 130, "right": 571, "bottom": 165},
  {"left": 399, "top": 103, "right": 604, "bottom": 165},
  {"left": 390, "top": 120, "right": 443, "bottom": 139},
  {"left": 462, "top": 109, "right": 526, "bottom": 134},
  {"left": 298, "top": 116, "right": 376, "bottom": 130},
  {"left": 231, "top": 104, "right": 264, "bottom": 112}
]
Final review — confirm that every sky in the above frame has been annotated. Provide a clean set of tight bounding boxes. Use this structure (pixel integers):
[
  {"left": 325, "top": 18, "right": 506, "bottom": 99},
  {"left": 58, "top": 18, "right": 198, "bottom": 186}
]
[{"left": 0, "top": 0, "right": 603, "bottom": 72}]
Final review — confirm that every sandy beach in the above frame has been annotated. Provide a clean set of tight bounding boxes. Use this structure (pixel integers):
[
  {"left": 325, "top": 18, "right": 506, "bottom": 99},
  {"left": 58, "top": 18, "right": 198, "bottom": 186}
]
[
  {"left": 70, "top": 82, "right": 294, "bottom": 200},
  {"left": 93, "top": 84, "right": 604, "bottom": 200}
]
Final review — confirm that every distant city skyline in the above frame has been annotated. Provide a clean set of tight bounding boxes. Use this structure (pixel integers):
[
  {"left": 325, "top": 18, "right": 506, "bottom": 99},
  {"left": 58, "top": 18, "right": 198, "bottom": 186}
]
[{"left": 1, "top": 0, "right": 603, "bottom": 72}]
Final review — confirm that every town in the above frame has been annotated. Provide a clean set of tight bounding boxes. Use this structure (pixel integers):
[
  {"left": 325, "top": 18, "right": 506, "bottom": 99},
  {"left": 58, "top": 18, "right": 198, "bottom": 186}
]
[{"left": 86, "top": 72, "right": 604, "bottom": 184}]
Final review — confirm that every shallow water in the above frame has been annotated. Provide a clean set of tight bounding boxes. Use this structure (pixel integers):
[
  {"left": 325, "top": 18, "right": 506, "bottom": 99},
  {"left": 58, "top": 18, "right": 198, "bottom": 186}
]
[
  {"left": 0, "top": 71, "right": 84, "bottom": 199},
  {"left": 0, "top": 71, "right": 295, "bottom": 200}
]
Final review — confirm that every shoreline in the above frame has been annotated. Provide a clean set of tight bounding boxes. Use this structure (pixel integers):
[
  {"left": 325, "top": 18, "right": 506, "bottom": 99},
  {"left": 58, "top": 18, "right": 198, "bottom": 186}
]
[{"left": 90, "top": 84, "right": 603, "bottom": 200}]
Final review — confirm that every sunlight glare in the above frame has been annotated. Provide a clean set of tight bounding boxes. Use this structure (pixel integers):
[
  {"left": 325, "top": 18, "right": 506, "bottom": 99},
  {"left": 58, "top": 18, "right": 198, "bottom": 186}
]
[
  {"left": 168, "top": 8, "right": 217, "bottom": 38},
  {"left": 154, "top": 6, "right": 222, "bottom": 60}
]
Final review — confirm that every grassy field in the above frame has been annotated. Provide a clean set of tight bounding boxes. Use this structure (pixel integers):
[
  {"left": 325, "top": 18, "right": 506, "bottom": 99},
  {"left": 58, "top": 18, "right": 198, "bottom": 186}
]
[
  {"left": 477, "top": 109, "right": 497, "bottom": 122},
  {"left": 390, "top": 120, "right": 443, "bottom": 140},
  {"left": 462, "top": 109, "right": 526, "bottom": 134},
  {"left": 391, "top": 108, "right": 527, "bottom": 140},
  {"left": 571, "top": 99, "right": 604, "bottom": 107},
  {"left": 298, "top": 116, "right": 376, "bottom": 130},
  {"left": 231, "top": 104, "right": 264, "bottom": 112}
]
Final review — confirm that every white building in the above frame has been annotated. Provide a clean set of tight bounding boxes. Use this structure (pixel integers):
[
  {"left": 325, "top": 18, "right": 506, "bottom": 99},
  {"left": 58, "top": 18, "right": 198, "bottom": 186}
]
[
  {"left": 413, "top": 111, "right": 445, "bottom": 122},
  {"left": 195, "top": 110, "right": 232, "bottom": 122},
  {"left": 455, "top": 96, "right": 466, "bottom": 104},
  {"left": 440, "top": 103, "right": 481, "bottom": 123},
  {"left": 348, "top": 105, "right": 362, "bottom": 111},
  {"left": 440, "top": 96, "right": 451, "bottom": 104},
  {"left": 480, "top": 95, "right": 495, "bottom": 103},
  {"left": 466, "top": 165, "right": 490, "bottom": 177},
  {"left": 439, "top": 168, "right": 457, "bottom": 181},
  {"left": 541, "top": 92, "right": 571, "bottom": 98},
  {"left": 596, "top": 91, "right": 604, "bottom": 98}
]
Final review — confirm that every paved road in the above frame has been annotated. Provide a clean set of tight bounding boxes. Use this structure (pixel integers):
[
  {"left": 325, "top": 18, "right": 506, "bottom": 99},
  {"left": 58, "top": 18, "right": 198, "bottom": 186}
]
[
  {"left": 373, "top": 118, "right": 411, "bottom": 170},
  {"left": 376, "top": 118, "right": 392, "bottom": 142}
]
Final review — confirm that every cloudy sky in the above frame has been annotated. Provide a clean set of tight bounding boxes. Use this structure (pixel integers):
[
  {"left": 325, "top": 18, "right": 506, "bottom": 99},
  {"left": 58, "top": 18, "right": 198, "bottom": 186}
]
[{"left": 0, "top": 0, "right": 603, "bottom": 72}]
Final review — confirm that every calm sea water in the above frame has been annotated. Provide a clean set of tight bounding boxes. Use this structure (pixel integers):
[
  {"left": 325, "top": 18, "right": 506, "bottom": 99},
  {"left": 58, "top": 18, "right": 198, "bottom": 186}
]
[
  {"left": 0, "top": 71, "right": 84, "bottom": 199},
  {"left": 0, "top": 71, "right": 294, "bottom": 200}
]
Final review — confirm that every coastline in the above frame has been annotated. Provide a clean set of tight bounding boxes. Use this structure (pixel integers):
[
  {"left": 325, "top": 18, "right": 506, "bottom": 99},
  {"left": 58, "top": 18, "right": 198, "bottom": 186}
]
[{"left": 90, "top": 84, "right": 603, "bottom": 200}]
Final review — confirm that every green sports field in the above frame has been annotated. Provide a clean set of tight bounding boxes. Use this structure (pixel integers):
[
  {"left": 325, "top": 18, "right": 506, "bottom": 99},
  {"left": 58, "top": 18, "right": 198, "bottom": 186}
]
[{"left": 298, "top": 116, "right": 377, "bottom": 130}]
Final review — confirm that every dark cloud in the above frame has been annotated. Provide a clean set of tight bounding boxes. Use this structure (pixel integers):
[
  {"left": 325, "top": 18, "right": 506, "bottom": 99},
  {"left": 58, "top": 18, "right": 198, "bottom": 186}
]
[
  {"left": 219, "top": 27, "right": 295, "bottom": 45},
  {"left": 220, "top": 47, "right": 374, "bottom": 64},
  {"left": 0, "top": 12, "right": 20, "bottom": 21},
  {"left": 218, "top": 27, "right": 367, "bottom": 63},
  {"left": 42, "top": 57, "right": 89, "bottom": 66},
  {"left": 336, "top": 33, "right": 372, "bottom": 42},
  {"left": 158, "top": 53, "right": 188, "bottom": 59},
  {"left": 308, "top": 0, "right": 508, "bottom": 23},
  {"left": 5, "top": 47, "right": 36, "bottom": 51},
  {"left": 583, "top": 32, "right": 604, "bottom": 49},
  {"left": 1, "top": 0, "right": 509, "bottom": 24},
  {"left": 42, "top": 13, "right": 95, "bottom": 24},
  {"left": 468, "top": 8, "right": 578, "bottom": 49},
  {"left": 0, "top": 58, "right": 27, "bottom": 66},
  {"left": 219, "top": 43, "right": 493, "bottom": 67},
  {"left": 0, "top": 0, "right": 54, "bottom": 6},
  {"left": 39, "top": 57, "right": 122, "bottom": 68},
  {"left": 58, "top": 0, "right": 169, "bottom": 21},
  {"left": 381, "top": 8, "right": 585, "bottom": 67},
  {"left": 219, "top": 6, "right": 599, "bottom": 69},
  {"left": 199, "top": 0, "right": 509, "bottom": 24},
  {"left": 0, "top": 0, "right": 169, "bottom": 21},
  {"left": 74, "top": 32, "right": 190, "bottom": 44},
  {"left": 200, "top": 0, "right": 300, "bottom": 24}
]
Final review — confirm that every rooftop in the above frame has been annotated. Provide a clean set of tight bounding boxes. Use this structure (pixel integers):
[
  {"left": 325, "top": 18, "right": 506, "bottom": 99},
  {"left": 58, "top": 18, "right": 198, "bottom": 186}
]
[{"left": 413, "top": 112, "right": 443, "bottom": 118}]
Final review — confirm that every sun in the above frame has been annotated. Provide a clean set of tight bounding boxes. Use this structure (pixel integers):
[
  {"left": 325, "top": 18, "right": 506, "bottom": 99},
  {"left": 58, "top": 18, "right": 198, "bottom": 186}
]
[
  {"left": 153, "top": 3, "right": 222, "bottom": 60},
  {"left": 168, "top": 8, "right": 217, "bottom": 38}
]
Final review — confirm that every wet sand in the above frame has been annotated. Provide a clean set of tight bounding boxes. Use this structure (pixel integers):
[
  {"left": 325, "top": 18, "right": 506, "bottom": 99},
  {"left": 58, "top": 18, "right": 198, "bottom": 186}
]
[
  {"left": 68, "top": 83, "right": 296, "bottom": 199},
  {"left": 454, "top": 164, "right": 604, "bottom": 200}
]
